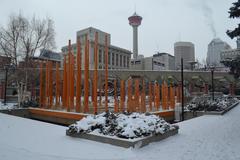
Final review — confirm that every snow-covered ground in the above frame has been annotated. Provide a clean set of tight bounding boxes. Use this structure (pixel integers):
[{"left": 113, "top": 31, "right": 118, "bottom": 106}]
[
  {"left": 0, "top": 101, "right": 17, "bottom": 110},
  {"left": 1, "top": 104, "right": 240, "bottom": 160},
  {"left": 68, "top": 112, "right": 178, "bottom": 139}
]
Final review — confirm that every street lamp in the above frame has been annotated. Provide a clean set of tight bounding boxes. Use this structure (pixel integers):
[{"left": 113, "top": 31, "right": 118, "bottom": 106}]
[{"left": 210, "top": 66, "right": 215, "bottom": 101}]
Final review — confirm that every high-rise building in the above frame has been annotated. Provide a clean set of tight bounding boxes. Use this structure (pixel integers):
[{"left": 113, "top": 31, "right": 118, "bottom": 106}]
[
  {"left": 221, "top": 38, "right": 240, "bottom": 61},
  {"left": 174, "top": 42, "right": 195, "bottom": 70},
  {"left": 61, "top": 27, "right": 132, "bottom": 70},
  {"left": 153, "top": 52, "right": 175, "bottom": 70},
  {"left": 206, "top": 38, "right": 231, "bottom": 67}
]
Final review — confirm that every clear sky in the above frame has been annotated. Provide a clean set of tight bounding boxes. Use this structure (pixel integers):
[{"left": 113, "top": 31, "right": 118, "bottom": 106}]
[{"left": 0, "top": 0, "right": 237, "bottom": 62}]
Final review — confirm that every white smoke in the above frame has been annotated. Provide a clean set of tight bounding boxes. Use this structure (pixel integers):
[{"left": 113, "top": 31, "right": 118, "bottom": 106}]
[{"left": 201, "top": 1, "right": 217, "bottom": 38}]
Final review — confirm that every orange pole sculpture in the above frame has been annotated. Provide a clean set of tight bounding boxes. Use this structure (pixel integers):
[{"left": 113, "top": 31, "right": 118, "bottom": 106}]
[
  {"left": 155, "top": 83, "right": 160, "bottom": 111},
  {"left": 148, "top": 82, "right": 152, "bottom": 112},
  {"left": 76, "top": 38, "right": 82, "bottom": 112},
  {"left": 49, "top": 61, "right": 53, "bottom": 108},
  {"left": 141, "top": 80, "right": 146, "bottom": 113},
  {"left": 114, "top": 79, "right": 119, "bottom": 113},
  {"left": 99, "top": 76, "right": 102, "bottom": 107},
  {"left": 93, "top": 32, "right": 98, "bottom": 114},
  {"left": 55, "top": 63, "right": 60, "bottom": 108},
  {"left": 127, "top": 79, "right": 132, "bottom": 112},
  {"left": 84, "top": 36, "right": 89, "bottom": 113},
  {"left": 169, "top": 84, "right": 175, "bottom": 109},
  {"left": 176, "top": 85, "right": 180, "bottom": 103},
  {"left": 135, "top": 79, "right": 139, "bottom": 112},
  {"left": 70, "top": 50, "right": 75, "bottom": 110},
  {"left": 161, "top": 83, "right": 165, "bottom": 110},
  {"left": 39, "top": 62, "right": 43, "bottom": 108},
  {"left": 120, "top": 80, "right": 125, "bottom": 112},
  {"left": 62, "top": 55, "right": 67, "bottom": 108},
  {"left": 165, "top": 82, "right": 169, "bottom": 110},
  {"left": 45, "top": 61, "right": 49, "bottom": 108},
  {"left": 104, "top": 35, "right": 109, "bottom": 112},
  {"left": 153, "top": 83, "right": 156, "bottom": 109},
  {"left": 67, "top": 40, "right": 72, "bottom": 111}
]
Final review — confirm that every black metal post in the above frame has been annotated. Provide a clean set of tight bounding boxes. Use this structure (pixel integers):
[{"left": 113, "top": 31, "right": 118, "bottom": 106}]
[
  {"left": 211, "top": 69, "right": 214, "bottom": 101},
  {"left": 181, "top": 58, "right": 184, "bottom": 121},
  {"left": 4, "top": 68, "right": 8, "bottom": 105}
]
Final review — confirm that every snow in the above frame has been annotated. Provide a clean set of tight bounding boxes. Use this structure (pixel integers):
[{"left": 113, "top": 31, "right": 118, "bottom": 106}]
[
  {"left": 68, "top": 112, "right": 177, "bottom": 139},
  {"left": 186, "top": 95, "right": 239, "bottom": 111},
  {"left": 1, "top": 104, "right": 240, "bottom": 160},
  {"left": 0, "top": 102, "right": 17, "bottom": 110}
]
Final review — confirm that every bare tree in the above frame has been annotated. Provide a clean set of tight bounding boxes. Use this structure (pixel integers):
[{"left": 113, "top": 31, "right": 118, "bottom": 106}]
[
  {"left": 0, "top": 13, "right": 56, "bottom": 105},
  {"left": 0, "top": 13, "right": 55, "bottom": 66}
]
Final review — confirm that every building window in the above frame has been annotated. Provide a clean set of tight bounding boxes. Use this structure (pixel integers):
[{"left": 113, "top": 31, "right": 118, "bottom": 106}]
[
  {"left": 116, "top": 54, "right": 119, "bottom": 66},
  {"left": 112, "top": 53, "right": 115, "bottom": 65},
  {"left": 123, "top": 56, "right": 126, "bottom": 67},
  {"left": 120, "top": 55, "right": 122, "bottom": 67},
  {"left": 127, "top": 57, "right": 129, "bottom": 67}
]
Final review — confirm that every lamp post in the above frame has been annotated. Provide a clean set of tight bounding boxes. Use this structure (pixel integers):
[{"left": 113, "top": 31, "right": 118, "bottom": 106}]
[{"left": 210, "top": 66, "right": 215, "bottom": 101}]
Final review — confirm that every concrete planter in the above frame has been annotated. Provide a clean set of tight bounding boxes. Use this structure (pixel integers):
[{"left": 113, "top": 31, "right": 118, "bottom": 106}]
[
  {"left": 66, "top": 128, "right": 179, "bottom": 148},
  {"left": 184, "top": 102, "right": 239, "bottom": 119}
]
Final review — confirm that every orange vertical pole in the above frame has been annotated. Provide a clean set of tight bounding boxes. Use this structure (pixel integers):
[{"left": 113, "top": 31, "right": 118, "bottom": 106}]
[
  {"left": 149, "top": 82, "right": 152, "bottom": 112},
  {"left": 114, "top": 79, "right": 119, "bottom": 113},
  {"left": 71, "top": 51, "right": 75, "bottom": 110},
  {"left": 127, "top": 79, "right": 132, "bottom": 112},
  {"left": 62, "top": 55, "right": 67, "bottom": 108},
  {"left": 170, "top": 84, "right": 175, "bottom": 109},
  {"left": 67, "top": 40, "right": 71, "bottom": 112},
  {"left": 156, "top": 83, "right": 160, "bottom": 111},
  {"left": 161, "top": 83, "right": 165, "bottom": 110},
  {"left": 49, "top": 61, "right": 53, "bottom": 108},
  {"left": 153, "top": 83, "right": 156, "bottom": 109},
  {"left": 141, "top": 80, "right": 146, "bottom": 113},
  {"left": 39, "top": 62, "right": 43, "bottom": 108},
  {"left": 104, "top": 34, "right": 108, "bottom": 112},
  {"left": 45, "top": 61, "right": 49, "bottom": 108},
  {"left": 154, "top": 82, "right": 157, "bottom": 110},
  {"left": 55, "top": 63, "right": 60, "bottom": 108},
  {"left": 176, "top": 85, "right": 180, "bottom": 103},
  {"left": 135, "top": 79, "right": 139, "bottom": 112},
  {"left": 120, "top": 79, "right": 125, "bottom": 112},
  {"left": 93, "top": 32, "right": 98, "bottom": 114},
  {"left": 162, "top": 82, "right": 168, "bottom": 110},
  {"left": 165, "top": 82, "right": 169, "bottom": 110},
  {"left": 76, "top": 38, "right": 82, "bottom": 113},
  {"left": 99, "top": 76, "right": 102, "bottom": 107},
  {"left": 84, "top": 35, "right": 89, "bottom": 113}
]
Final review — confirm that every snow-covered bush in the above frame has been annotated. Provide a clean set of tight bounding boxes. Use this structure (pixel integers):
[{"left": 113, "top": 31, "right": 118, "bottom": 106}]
[
  {"left": 186, "top": 95, "right": 239, "bottom": 112},
  {"left": 67, "top": 112, "right": 178, "bottom": 139}
]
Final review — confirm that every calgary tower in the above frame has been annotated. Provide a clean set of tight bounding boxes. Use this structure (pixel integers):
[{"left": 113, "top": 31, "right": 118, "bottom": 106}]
[{"left": 128, "top": 12, "right": 142, "bottom": 59}]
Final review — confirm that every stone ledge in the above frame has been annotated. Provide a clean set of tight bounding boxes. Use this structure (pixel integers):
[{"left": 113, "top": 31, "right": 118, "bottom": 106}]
[{"left": 66, "top": 128, "right": 179, "bottom": 148}]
